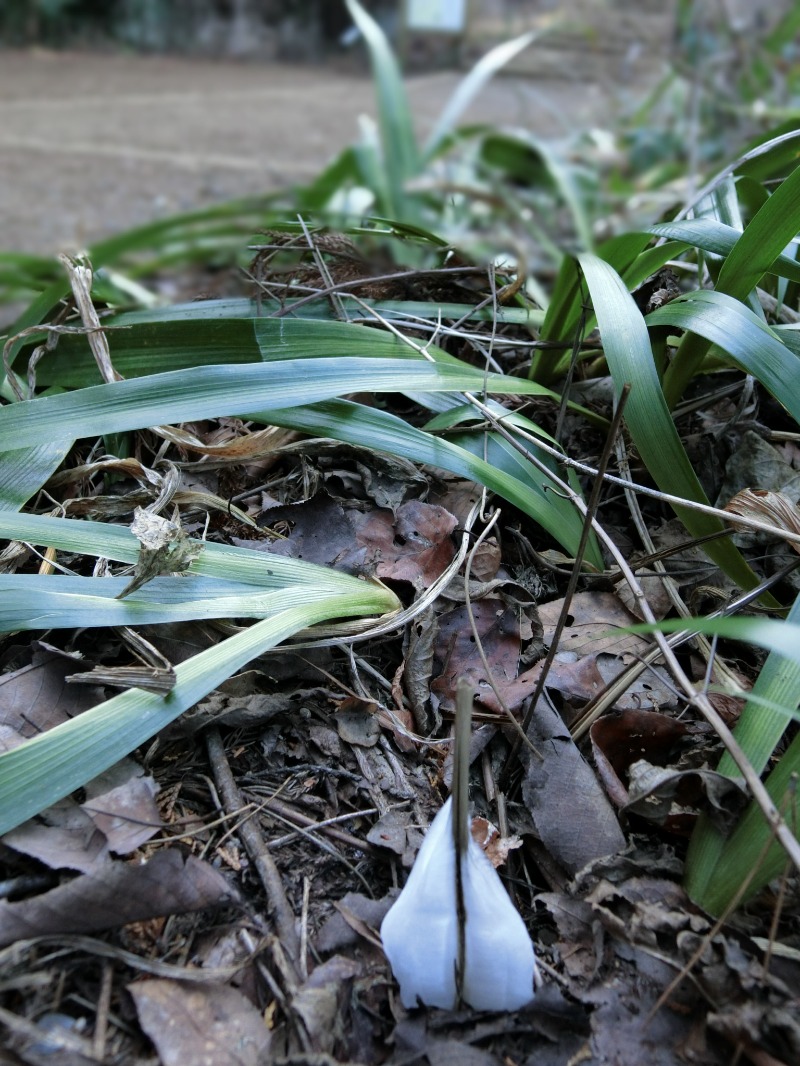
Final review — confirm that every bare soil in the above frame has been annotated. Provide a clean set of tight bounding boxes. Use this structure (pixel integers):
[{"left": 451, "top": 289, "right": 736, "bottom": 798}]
[{"left": 0, "top": 48, "right": 650, "bottom": 257}]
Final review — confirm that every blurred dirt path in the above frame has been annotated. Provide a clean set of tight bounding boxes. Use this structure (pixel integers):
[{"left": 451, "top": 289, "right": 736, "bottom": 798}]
[{"left": 0, "top": 49, "right": 652, "bottom": 256}]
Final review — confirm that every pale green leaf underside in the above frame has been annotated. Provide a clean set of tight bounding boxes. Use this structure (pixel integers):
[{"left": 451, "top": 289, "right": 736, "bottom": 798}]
[{"left": 0, "top": 357, "right": 553, "bottom": 449}]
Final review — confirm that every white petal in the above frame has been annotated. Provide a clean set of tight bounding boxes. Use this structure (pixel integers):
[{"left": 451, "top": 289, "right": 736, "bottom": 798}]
[
  {"left": 380, "top": 797, "right": 537, "bottom": 1012},
  {"left": 461, "top": 836, "right": 536, "bottom": 1011},
  {"left": 380, "top": 797, "right": 458, "bottom": 1009}
]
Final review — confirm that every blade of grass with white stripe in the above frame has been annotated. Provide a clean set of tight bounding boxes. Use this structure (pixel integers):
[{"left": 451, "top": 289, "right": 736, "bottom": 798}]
[
  {"left": 0, "top": 580, "right": 399, "bottom": 837},
  {"left": 0, "top": 575, "right": 362, "bottom": 632},
  {"left": 648, "top": 219, "right": 800, "bottom": 285},
  {"left": 0, "top": 512, "right": 374, "bottom": 591},
  {"left": 579, "top": 253, "right": 770, "bottom": 595}
]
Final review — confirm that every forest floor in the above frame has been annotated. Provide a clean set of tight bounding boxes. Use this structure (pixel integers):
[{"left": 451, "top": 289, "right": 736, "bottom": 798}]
[{"left": 2, "top": 40, "right": 798, "bottom": 1066}]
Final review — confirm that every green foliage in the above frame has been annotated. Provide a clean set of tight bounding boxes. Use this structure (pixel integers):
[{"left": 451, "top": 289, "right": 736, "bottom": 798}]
[{"left": 1, "top": 0, "right": 800, "bottom": 908}]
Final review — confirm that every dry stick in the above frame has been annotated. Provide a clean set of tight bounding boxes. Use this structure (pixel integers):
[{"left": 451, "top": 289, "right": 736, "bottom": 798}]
[
  {"left": 92, "top": 959, "right": 113, "bottom": 1062},
  {"left": 462, "top": 507, "right": 542, "bottom": 759},
  {"left": 452, "top": 678, "right": 473, "bottom": 1008},
  {"left": 516, "top": 385, "right": 631, "bottom": 746},
  {"left": 265, "top": 264, "right": 503, "bottom": 319},
  {"left": 205, "top": 728, "right": 301, "bottom": 970},
  {"left": 464, "top": 392, "right": 800, "bottom": 875},
  {"left": 60, "top": 254, "right": 121, "bottom": 385}
]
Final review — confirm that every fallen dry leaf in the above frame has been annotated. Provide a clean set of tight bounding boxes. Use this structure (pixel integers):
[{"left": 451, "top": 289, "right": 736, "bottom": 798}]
[
  {"left": 3, "top": 759, "right": 160, "bottom": 873},
  {"left": 522, "top": 697, "right": 625, "bottom": 874},
  {"left": 129, "top": 979, "right": 270, "bottom": 1066},
  {"left": 725, "top": 487, "right": 800, "bottom": 553},
  {"left": 0, "top": 849, "right": 238, "bottom": 948}
]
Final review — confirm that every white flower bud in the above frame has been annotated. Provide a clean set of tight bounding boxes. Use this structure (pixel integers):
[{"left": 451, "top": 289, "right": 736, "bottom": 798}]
[{"left": 380, "top": 795, "right": 537, "bottom": 1011}]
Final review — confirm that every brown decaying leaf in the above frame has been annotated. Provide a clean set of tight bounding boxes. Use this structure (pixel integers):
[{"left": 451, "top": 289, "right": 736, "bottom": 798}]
[
  {"left": 538, "top": 591, "right": 653, "bottom": 659},
  {"left": 0, "top": 849, "right": 238, "bottom": 948},
  {"left": 255, "top": 492, "right": 458, "bottom": 588},
  {"left": 3, "top": 758, "right": 161, "bottom": 873},
  {"left": 725, "top": 487, "right": 800, "bottom": 554},
  {"left": 431, "top": 597, "right": 521, "bottom": 713},
  {"left": 522, "top": 697, "right": 626, "bottom": 874},
  {"left": 0, "top": 648, "right": 105, "bottom": 752},
  {"left": 129, "top": 980, "right": 271, "bottom": 1066}
]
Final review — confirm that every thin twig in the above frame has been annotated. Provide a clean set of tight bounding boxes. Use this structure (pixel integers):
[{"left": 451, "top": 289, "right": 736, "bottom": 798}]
[
  {"left": 517, "top": 385, "right": 631, "bottom": 743},
  {"left": 205, "top": 728, "right": 301, "bottom": 970}
]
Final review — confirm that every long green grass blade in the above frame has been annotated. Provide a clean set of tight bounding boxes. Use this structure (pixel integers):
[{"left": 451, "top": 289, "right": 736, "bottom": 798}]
[
  {"left": 0, "top": 512, "right": 387, "bottom": 593},
  {"left": 649, "top": 219, "right": 800, "bottom": 284},
  {"left": 0, "top": 357, "right": 554, "bottom": 450},
  {"left": 344, "top": 0, "right": 419, "bottom": 220},
  {"left": 663, "top": 163, "right": 800, "bottom": 406},
  {"left": 647, "top": 290, "right": 800, "bottom": 426},
  {"left": 685, "top": 594, "right": 800, "bottom": 910},
  {"left": 0, "top": 587, "right": 398, "bottom": 836},
  {"left": 0, "top": 575, "right": 350, "bottom": 632},
  {"left": 423, "top": 32, "right": 535, "bottom": 160},
  {"left": 579, "top": 254, "right": 769, "bottom": 595},
  {"left": 0, "top": 442, "right": 72, "bottom": 512}
]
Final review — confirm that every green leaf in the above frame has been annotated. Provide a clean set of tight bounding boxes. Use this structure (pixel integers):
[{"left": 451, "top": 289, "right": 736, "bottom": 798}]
[
  {"left": 344, "top": 0, "right": 419, "bottom": 219},
  {"left": 685, "top": 594, "right": 800, "bottom": 911},
  {"left": 0, "top": 357, "right": 556, "bottom": 450},
  {"left": 423, "top": 32, "right": 535, "bottom": 160},
  {"left": 663, "top": 162, "right": 800, "bottom": 406},
  {"left": 0, "top": 586, "right": 398, "bottom": 836},
  {"left": 0, "top": 442, "right": 72, "bottom": 512},
  {"left": 579, "top": 253, "right": 770, "bottom": 596},
  {"left": 0, "top": 574, "right": 343, "bottom": 632},
  {"left": 0, "top": 512, "right": 372, "bottom": 591},
  {"left": 649, "top": 219, "right": 800, "bottom": 285},
  {"left": 647, "top": 290, "right": 800, "bottom": 426}
]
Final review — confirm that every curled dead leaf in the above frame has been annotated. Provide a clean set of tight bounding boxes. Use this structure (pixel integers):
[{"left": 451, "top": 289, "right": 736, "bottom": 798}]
[{"left": 725, "top": 488, "right": 800, "bottom": 554}]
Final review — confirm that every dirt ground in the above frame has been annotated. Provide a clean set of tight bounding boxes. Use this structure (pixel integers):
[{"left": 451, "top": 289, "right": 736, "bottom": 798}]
[{"left": 0, "top": 48, "right": 656, "bottom": 257}]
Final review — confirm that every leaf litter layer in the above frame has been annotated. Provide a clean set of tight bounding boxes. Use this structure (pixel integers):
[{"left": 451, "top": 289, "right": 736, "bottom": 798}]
[{"left": 2, "top": 6, "right": 800, "bottom": 1064}]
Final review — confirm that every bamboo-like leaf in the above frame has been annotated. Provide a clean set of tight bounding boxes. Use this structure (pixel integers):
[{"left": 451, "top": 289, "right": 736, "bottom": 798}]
[
  {"left": 423, "top": 32, "right": 536, "bottom": 160},
  {"left": 0, "top": 442, "right": 72, "bottom": 512},
  {"left": 0, "top": 512, "right": 374, "bottom": 591},
  {"left": 533, "top": 234, "right": 679, "bottom": 382},
  {"left": 579, "top": 253, "right": 769, "bottom": 595},
  {"left": 0, "top": 586, "right": 398, "bottom": 836},
  {"left": 663, "top": 162, "right": 800, "bottom": 406},
  {"left": 649, "top": 219, "right": 800, "bottom": 284},
  {"left": 0, "top": 357, "right": 556, "bottom": 450},
  {"left": 0, "top": 575, "right": 348, "bottom": 632}
]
